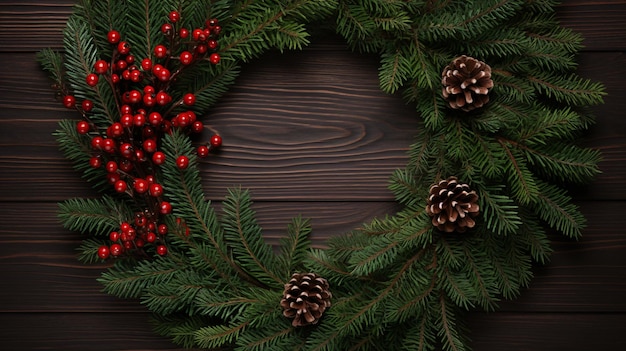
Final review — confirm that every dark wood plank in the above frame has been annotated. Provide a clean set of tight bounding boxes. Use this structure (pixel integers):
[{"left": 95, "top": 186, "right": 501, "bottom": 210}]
[
  {"left": 2, "top": 201, "right": 625, "bottom": 313},
  {"left": 468, "top": 312, "right": 626, "bottom": 350},
  {"left": 0, "top": 2, "right": 624, "bottom": 350},
  {"left": 1, "top": 50, "right": 624, "bottom": 202},
  {"left": 1, "top": 312, "right": 624, "bottom": 351},
  {"left": 557, "top": 0, "right": 626, "bottom": 51},
  {"left": 0, "top": 312, "right": 187, "bottom": 351},
  {"left": 1, "top": 1, "right": 624, "bottom": 52},
  {"left": 0, "top": 0, "right": 74, "bottom": 52}
]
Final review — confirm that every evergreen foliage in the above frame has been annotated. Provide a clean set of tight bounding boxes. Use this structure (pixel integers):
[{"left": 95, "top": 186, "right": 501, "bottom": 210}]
[{"left": 40, "top": 0, "right": 604, "bottom": 350}]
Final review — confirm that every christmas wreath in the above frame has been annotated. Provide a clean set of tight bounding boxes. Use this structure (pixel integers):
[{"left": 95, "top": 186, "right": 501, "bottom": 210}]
[{"left": 38, "top": 0, "right": 605, "bottom": 350}]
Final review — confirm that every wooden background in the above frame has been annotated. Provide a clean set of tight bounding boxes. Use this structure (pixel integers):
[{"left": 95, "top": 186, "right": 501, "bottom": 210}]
[{"left": 1, "top": 1, "right": 625, "bottom": 350}]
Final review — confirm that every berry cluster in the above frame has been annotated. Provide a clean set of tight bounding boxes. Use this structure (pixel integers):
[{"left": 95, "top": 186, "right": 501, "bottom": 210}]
[{"left": 60, "top": 11, "right": 225, "bottom": 260}]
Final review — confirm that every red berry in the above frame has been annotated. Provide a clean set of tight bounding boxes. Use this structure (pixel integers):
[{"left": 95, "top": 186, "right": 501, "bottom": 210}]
[
  {"left": 125, "top": 55, "right": 135, "bottom": 64},
  {"left": 159, "top": 201, "right": 172, "bottom": 214},
  {"left": 192, "top": 28, "right": 203, "bottom": 41},
  {"left": 168, "top": 11, "right": 180, "bottom": 23},
  {"left": 210, "top": 134, "right": 222, "bottom": 148},
  {"left": 91, "top": 136, "right": 104, "bottom": 150},
  {"left": 102, "top": 138, "right": 116, "bottom": 153},
  {"left": 121, "top": 69, "right": 132, "bottom": 81},
  {"left": 145, "top": 175, "right": 155, "bottom": 184},
  {"left": 176, "top": 112, "right": 190, "bottom": 127},
  {"left": 119, "top": 158, "right": 133, "bottom": 171},
  {"left": 109, "top": 231, "right": 120, "bottom": 242},
  {"left": 120, "top": 221, "right": 132, "bottom": 232},
  {"left": 156, "top": 244, "right": 168, "bottom": 256},
  {"left": 116, "top": 59, "right": 128, "bottom": 71},
  {"left": 105, "top": 161, "right": 118, "bottom": 173},
  {"left": 110, "top": 243, "right": 123, "bottom": 256},
  {"left": 176, "top": 155, "right": 189, "bottom": 169},
  {"left": 154, "top": 44, "right": 168, "bottom": 59},
  {"left": 133, "top": 178, "right": 149, "bottom": 193},
  {"left": 179, "top": 51, "right": 193, "bottom": 65},
  {"left": 179, "top": 28, "right": 189, "bottom": 38},
  {"left": 97, "top": 245, "right": 110, "bottom": 259},
  {"left": 155, "top": 91, "right": 170, "bottom": 106},
  {"left": 114, "top": 180, "right": 127, "bottom": 193},
  {"left": 183, "top": 93, "right": 196, "bottom": 106},
  {"left": 207, "top": 18, "right": 219, "bottom": 28},
  {"left": 133, "top": 113, "right": 146, "bottom": 127},
  {"left": 141, "top": 58, "right": 153, "bottom": 71},
  {"left": 130, "top": 69, "right": 142, "bottom": 82},
  {"left": 209, "top": 53, "right": 220, "bottom": 65},
  {"left": 161, "top": 23, "right": 173, "bottom": 35},
  {"left": 152, "top": 151, "right": 166, "bottom": 165},
  {"left": 212, "top": 25, "right": 222, "bottom": 36},
  {"left": 145, "top": 232, "right": 156, "bottom": 243},
  {"left": 135, "top": 213, "right": 147, "bottom": 227},
  {"left": 157, "top": 224, "right": 168, "bottom": 235},
  {"left": 94, "top": 60, "right": 108, "bottom": 74},
  {"left": 149, "top": 112, "right": 163, "bottom": 126},
  {"left": 143, "top": 139, "right": 157, "bottom": 153},
  {"left": 207, "top": 39, "right": 218, "bottom": 50},
  {"left": 76, "top": 120, "right": 90, "bottom": 134},
  {"left": 161, "top": 120, "right": 172, "bottom": 134},
  {"left": 126, "top": 90, "right": 142, "bottom": 104},
  {"left": 106, "top": 172, "right": 120, "bottom": 184},
  {"left": 107, "top": 30, "right": 121, "bottom": 44},
  {"left": 110, "top": 73, "right": 120, "bottom": 84},
  {"left": 156, "top": 67, "right": 171, "bottom": 81},
  {"left": 81, "top": 99, "right": 94, "bottom": 112},
  {"left": 139, "top": 94, "right": 153, "bottom": 107},
  {"left": 109, "top": 122, "right": 124, "bottom": 138},
  {"left": 152, "top": 63, "right": 163, "bottom": 75},
  {"left": 197, "top": 145, "right": 209, "bottom": 158},
  {"left": 195, "top": 44, "right": 208, "bottom": 54},
  {"left": 120, "top": 143, "right": 134, "bottom": 158},
  {"left": 89, "top": 155, "right": 102, "bottom": 169},
  {"left": 120, "top": 113, "right": 133, "bottom": 128},
  {"left": 191, "top": 120, "right": 203, "bottom": 134},
  {"left": 149, "top": 183, "right": 163, "bottom": 197},
  {"left": 142, "top": 126, "right": 156, "bottom": 138},
  {"left": 143, "top": 85, "right": 155, "bottom": 95},
  {"left": 117, "top": 41, "right": 131, "bottom": 55},
  {"left": 135, "top": 149, "right": 146, "bottom": 162},
  {"left": 62, "top": 95, "right": 76, "bottom": 109}
]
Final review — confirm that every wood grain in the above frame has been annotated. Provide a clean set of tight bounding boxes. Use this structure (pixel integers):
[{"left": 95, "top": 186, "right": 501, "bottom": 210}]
[
  {"left": 0, "top": 1, "right": 625, "bottom": 350},
  {"left": 1, "top": 51, "right": 625, "bottom": 201}
]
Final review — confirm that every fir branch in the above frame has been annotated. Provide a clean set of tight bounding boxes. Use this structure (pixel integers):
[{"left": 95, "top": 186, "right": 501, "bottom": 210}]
[
  {"left": 278, "top": 215, "right": 312, "bottom": 277},
  {"left": 98, "top": 257, "right": 184, "bottom": 298},
  {"left": 497, "top": 137, "right": 539, "bottom": 205},
  {"left": 476, "top": 184, "right": 521, "bottom": 236},
  {"left": 436, "top": 294, "right": 467, "bottom": 351},
  {"left": 152, "top": 315, "right": 213, "bottom": 349},
  {"left": 54, "top": 119, "right": 109, "bottom": 190},
  {"left": 159, "top": 131, "right": 243, "bottom": 284},
  {"left": 221, "top": 187, "right": 285, "bottom": 288},
  {"left": 194, "top": 321, "right": 249, "bottom": 349},
  {"left": 63, "top": 16, "right": 117, "bottom": 125},
  {"left": 36, "top": 48, "right": 65, "bottom": 89},
  {"left": 528, "top": 72, "right": 606, "bottom": 106},
  {"left": 532, "top": 180, "right": 586, "bottom": 239},
  {"left": 58, "top": 195, "right": 129, "bottom": 236}
]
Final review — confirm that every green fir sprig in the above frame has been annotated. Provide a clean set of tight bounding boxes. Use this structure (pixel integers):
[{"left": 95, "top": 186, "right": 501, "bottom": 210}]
[{"left": 39, "top": 0, "right": 604, "bottom": 350}]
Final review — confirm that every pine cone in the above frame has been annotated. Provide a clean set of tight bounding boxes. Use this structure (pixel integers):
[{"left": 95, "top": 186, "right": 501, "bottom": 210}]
[
  {"left": 426, "top": 177, "right": 480, "bottom": 233},
  {"left": 441, "top": 55, "right": 493, "bottom": 111},
  {"left": 280, "top": 272, "right": 332, "bottom": 327}
]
